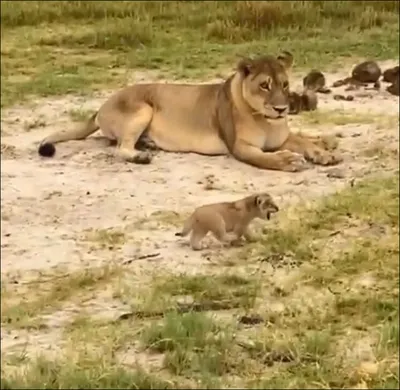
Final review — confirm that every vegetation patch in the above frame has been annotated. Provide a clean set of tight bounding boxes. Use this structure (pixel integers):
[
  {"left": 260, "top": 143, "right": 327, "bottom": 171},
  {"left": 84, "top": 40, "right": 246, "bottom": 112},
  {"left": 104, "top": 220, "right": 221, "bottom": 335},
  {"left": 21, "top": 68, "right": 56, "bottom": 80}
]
[
  {"left": 1, "top": 1, "right": 398, "bottom": 106},
  {"left": 1, "top": 264, "right": 122, "bottom": 329}
]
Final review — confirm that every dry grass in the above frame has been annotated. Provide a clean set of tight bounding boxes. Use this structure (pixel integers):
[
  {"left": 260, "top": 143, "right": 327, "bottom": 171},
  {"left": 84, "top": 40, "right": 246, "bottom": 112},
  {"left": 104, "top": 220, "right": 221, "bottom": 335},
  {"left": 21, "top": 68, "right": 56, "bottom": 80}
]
[
  {"left": 1, "top": 1, "right": 399, "bottom": 106},
  {"left": 2, "top": 174, "right": 398, "bottom": 389},
  {"left": 1, "top": 264, "right": 122, "bottom": 330},
  {"left": 68, "top": 108, "right": 97, "bottom": 122},
  {"left": 82, "top": 228, "right": 127, "bottom": 250},
  {"left": 299, "top": 109, "right": 399, "bottom": 128}
]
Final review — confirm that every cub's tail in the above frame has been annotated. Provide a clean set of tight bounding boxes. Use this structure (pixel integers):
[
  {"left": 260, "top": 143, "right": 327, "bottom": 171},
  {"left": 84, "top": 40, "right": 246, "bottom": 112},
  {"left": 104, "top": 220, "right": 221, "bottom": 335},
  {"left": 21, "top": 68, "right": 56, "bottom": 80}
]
[{"left": 38, "top": 112, "right": 99, "bottom": 157}]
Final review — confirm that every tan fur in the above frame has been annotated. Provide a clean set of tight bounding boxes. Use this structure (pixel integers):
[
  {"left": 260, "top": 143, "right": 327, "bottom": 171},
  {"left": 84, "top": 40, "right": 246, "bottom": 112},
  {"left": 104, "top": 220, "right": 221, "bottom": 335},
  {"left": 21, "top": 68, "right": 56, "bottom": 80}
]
[
  {"left": 38, "top": 52, "right": 341, "bottom": 171},
  {"left": 176, "top": 193, "right": 279, "bottom": 250}
]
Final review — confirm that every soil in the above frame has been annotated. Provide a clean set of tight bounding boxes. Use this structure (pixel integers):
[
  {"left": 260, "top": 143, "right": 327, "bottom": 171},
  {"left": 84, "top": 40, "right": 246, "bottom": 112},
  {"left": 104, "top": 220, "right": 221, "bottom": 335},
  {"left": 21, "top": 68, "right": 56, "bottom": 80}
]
[{"left": 1, "top": 60, "right": 398, "bottom": 359}]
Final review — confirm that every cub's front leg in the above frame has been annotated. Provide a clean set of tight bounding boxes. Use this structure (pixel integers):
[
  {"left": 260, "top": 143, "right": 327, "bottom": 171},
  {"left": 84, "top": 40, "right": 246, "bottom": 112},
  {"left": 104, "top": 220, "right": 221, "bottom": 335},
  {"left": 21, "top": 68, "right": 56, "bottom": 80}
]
[
  {"left": 280, "top": 132, "right": 342, "bottom": 166},
  {"left": 230, "top": 224, "right": 257, "bottom": 247}
]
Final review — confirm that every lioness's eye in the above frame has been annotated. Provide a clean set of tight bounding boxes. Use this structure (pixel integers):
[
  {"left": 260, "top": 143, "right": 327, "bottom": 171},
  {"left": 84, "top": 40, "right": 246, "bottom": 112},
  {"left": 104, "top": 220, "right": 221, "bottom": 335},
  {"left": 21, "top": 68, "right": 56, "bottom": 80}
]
[
  {"left": 282, "top": 80, "right": 289, "bottom": 90},
  {"left": 260, "top": 81, "right": 270, "bottom": 90}
]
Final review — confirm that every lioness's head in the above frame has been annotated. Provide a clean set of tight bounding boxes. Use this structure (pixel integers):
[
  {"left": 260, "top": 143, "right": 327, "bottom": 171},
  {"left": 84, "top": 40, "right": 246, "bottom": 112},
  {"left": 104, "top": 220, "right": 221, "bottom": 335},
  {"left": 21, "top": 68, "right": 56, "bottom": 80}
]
[
  {"left": 238, "top": 52, "right": 293, "bottom": 119},
  {"left": 253, "top": 193, "right": 279, "bottom": 220}
]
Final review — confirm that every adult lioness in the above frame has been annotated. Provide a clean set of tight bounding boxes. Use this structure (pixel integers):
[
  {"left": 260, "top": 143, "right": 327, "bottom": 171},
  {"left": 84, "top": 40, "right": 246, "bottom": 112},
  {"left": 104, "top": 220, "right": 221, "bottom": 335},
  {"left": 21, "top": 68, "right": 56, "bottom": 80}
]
[{"left": 38, "top": 53, "right": 341, "bottom": 172}]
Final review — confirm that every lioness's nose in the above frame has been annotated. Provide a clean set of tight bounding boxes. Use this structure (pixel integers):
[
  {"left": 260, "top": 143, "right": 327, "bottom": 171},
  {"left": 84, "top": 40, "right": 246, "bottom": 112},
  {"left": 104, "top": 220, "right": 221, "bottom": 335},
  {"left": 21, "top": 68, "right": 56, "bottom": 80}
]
[{"left": 273, "top": 106, "right": 287, "bottom": 115}]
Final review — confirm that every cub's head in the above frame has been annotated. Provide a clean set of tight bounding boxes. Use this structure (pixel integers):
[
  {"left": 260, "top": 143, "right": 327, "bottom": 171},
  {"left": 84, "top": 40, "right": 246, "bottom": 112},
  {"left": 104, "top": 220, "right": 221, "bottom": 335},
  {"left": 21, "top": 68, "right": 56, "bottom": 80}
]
[
  {"left": 237, "top": 51, "right": 293, "bottom": 120},
  {"left": 253, "top": 193, "right": 279, "bottom": 220}
]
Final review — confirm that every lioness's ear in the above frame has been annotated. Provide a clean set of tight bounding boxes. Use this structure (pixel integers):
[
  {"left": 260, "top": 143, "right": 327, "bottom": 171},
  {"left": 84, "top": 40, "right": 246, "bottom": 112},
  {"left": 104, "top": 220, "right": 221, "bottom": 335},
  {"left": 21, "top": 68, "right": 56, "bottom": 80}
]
[
  {"left": 277, "top": 51, "right": 293, "bottom": 71},
  {"left": 238, "top": 57, "right": 254, "bottom": 77}
]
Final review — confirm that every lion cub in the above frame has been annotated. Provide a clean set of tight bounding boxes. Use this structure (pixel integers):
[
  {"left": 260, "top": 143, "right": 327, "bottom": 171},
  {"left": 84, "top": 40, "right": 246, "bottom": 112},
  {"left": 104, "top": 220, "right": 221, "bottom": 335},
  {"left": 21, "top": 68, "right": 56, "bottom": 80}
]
[{"left": 175, "top": 193, "right": 279, "bottom": 250}]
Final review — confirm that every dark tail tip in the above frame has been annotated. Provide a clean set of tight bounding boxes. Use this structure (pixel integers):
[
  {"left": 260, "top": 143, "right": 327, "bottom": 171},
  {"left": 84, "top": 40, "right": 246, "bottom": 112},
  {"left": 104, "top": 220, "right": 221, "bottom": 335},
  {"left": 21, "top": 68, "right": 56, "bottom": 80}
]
[
  {"left": 38, "top": 143, "right": 56, "bottom": 157},
  {"left": 175, "top": 232, "right": 182, "bottom": 237}
]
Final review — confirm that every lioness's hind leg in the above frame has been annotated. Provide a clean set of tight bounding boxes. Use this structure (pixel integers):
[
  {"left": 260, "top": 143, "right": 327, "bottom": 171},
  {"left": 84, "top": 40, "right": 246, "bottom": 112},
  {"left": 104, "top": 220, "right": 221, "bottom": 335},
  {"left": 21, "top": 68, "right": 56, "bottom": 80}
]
[{"left": 116, "top": 105, "right": 154, "bottom": 164}]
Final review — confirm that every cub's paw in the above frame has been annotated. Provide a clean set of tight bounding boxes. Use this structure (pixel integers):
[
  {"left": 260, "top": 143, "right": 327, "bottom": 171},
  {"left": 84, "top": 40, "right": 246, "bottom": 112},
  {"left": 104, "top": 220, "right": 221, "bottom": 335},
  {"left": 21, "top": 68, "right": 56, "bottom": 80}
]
[
  {"left": 244, "top": 234, "right": 258, "bottom": 243},
  {"left": 305, "top": 148, "right": 342, "bottom": 166},
  {"left": 274, "top": 150, "right": 309, "bottom": 172},
  {"left": 231, "top": 238, "right": 246, "bottom": 247}
]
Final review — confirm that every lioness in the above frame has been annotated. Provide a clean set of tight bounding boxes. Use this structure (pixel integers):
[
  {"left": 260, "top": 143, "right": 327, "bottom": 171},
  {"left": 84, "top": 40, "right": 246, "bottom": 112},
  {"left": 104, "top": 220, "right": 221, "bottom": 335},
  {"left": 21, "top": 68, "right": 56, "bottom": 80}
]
[
  {"left": 175, "top": 192, "right": 279, "bottom": 250},
  {"left": 38, "top": 52, "right": 341, "bottom": 172}
]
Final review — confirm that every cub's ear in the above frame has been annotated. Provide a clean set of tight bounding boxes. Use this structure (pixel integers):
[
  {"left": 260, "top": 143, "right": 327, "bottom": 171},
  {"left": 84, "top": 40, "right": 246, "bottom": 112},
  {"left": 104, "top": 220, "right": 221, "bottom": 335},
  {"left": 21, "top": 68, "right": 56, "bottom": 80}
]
[
  {"left": 253, "top": 195, "right": 262, "bottom": 206},
  {"left": 277, "top": 50, "right": 294, "bottom": 71},
  {"left": 237, "top": 57, "right": 254, "bottom": 77}
]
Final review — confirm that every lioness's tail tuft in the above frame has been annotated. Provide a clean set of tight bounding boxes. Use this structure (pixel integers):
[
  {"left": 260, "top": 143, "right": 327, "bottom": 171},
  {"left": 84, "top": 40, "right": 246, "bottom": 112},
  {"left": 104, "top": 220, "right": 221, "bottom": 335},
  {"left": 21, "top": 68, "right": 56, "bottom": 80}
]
[
  {"left": 38, "top": 143, "right": 56, "bottom": 157},
  {"left": 175, "top": 232, "right": 182, "bottom": 237}
]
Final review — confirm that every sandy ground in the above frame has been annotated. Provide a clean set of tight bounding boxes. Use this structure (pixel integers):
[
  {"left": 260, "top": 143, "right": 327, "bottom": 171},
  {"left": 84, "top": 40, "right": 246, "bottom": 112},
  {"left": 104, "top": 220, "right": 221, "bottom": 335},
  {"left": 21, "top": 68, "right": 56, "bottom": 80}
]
[{"left": 1, "top": 62, "right": 399, "bottom": 360}]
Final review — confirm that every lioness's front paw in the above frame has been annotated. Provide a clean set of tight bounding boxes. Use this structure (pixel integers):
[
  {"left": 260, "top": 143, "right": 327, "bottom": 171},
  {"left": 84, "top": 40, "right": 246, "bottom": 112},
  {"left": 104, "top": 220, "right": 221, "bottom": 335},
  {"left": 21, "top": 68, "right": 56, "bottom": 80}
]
[
  {"left": 116, "top": 149, "right": 153, "bottom": 164},
  {"left": 315, "top": 135, "right": 339, "bottom": 151},
  {"left": 130, "top": 151, "right": 153, "bottom": 165},
  {"left": 274, "top": 150, "right": 309, "bottom": 172},
  {"left": 305, "top": 148, "right": 342, "bottom": 166}
]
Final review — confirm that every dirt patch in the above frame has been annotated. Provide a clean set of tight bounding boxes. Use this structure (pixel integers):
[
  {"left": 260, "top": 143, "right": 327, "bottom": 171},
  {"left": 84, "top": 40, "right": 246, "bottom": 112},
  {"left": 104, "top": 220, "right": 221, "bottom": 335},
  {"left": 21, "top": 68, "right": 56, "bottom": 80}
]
[
  {"left": 1, "top": 68, "right": 398, "bottom": 276},
  {"left": 1, "top": 68, "right": 399, "bottom": 365}
]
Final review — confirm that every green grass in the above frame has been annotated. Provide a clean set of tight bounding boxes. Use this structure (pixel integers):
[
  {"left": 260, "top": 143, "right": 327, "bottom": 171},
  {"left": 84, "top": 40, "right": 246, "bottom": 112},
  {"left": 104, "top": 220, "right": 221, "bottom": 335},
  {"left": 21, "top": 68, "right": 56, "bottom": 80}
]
[
  {"left": 113, "top": 272, "right": 260, "bottom": 316},
  {"left": 1, "top": 1, "right": 399, "bottom": 107},
  {"left": 1, "top": 353, "right": 177, "bottom": 389},
  {"left": 2, "top": 173, "right": 398, "bottom": 389},
  {"left": 141, "top": 311, "right": 235, "bottom": 376}
]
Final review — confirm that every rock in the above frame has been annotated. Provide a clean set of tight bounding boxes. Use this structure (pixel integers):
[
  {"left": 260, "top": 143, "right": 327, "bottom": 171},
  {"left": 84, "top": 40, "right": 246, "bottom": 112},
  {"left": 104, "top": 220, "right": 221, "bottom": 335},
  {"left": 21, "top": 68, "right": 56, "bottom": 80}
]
[
  {"left": 382, "top": 65, "right": 399, "bottom": 83},
  {"left": 352, "top": 61, "right": 382, "bottom": 83},
  {"left": 238, "top": 314, "right": 264, "bottom": 325},
  {"left": 326, "top": 168, "right": 346, "bottom": 179}
]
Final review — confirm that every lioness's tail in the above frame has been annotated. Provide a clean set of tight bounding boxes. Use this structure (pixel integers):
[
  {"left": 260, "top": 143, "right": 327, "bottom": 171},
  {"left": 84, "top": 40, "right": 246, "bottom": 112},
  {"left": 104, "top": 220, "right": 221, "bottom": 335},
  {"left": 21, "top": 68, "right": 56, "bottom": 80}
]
[
  {"left": 38, "top": 112, "right": 99, "bottom": 157},
  {"left": 175, "top": 215, "right": 194, "bottom": 237}
]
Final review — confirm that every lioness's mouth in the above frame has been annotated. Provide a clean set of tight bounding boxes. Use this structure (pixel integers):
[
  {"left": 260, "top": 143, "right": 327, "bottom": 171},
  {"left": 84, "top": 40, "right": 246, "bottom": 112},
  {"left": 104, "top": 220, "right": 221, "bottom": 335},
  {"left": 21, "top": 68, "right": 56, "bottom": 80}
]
[{"left": 263, "top": 115, "right": 285, "bottom": 120}]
